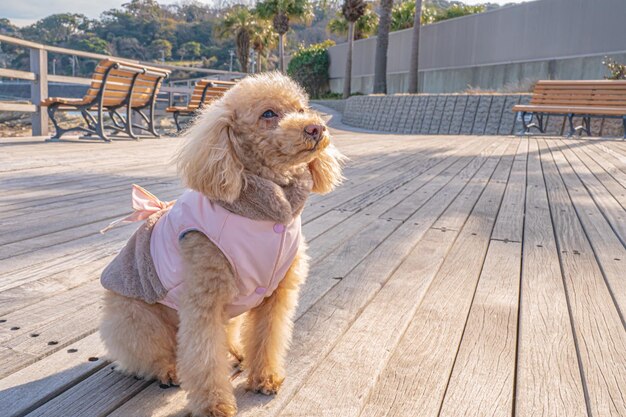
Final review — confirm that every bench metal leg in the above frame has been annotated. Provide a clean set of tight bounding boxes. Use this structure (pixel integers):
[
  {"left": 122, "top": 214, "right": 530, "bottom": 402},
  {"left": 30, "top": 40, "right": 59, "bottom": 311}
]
[
  {"left": 622, "top": 116, "right": 626, "bottom": 140},
  {"left": 173, "top": 111, "right": 182, "bottom": 132},
  {"left": 583, "top": 116, "right": 591, "bottom": 136},
  {"left": 519, "top": 112, "right": 530, "bottom": 135},
  {"left": 567, "top": 113, "right": 576, "bottom": 138},
  {"left": 46, "top": 103, "right": 98, "bottom": 141},
  {"left": 47, "top": 104, "right": 64, "bottom": 141},
  {"left": 519, "top": 112, "right": 545, "bottom": 135}
]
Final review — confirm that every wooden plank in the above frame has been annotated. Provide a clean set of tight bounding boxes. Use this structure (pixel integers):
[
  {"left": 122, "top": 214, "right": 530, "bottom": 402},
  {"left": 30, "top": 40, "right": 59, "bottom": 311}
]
[
  {"left": 564, "top": 140, "right": 626, "bottom": 209},
  {"left": 0, "top": 281, "right": 102, "bottom": 344},
  {"left": 554, "top": 138, "right": 626, "bottom": 244},
  {"left": 438, "top": 139, "right": 526, "bottom": 417},
  {"left": 279, "top": 229, "right": 456, "bottom": 417},
  {"left": 339, "top": 137, "right": 490, "bottom": 213},
  {"left": 0, "top": 68, "right": 36, "bottom": 81},
  {"left": 0, "top": 333, "right": 106, "bottom": 417},
  {"left": 515, "top": 138, "right": 587, "bottom": 416},
  {"left": 538, "top": 138, "right": 626, "bottom": 417},
  {"left": 0, "top": 102, "right": 37, "bottom": 112},
  {"left": 359, "top": 142, "right": 515, "bottom": 417},
  {"left": 383, "top": 140, "right": 502, "bottom": 221},
  {"left": 491, "top": 138, "right": 528, "bottom": 242},
  {"left": 24, "top": 365, "right": 150, "bottom": 417},
  {"left": 582, "top": 143, "right": 626, "bottom": 185},
  {"left": 545, "top": 138, "right": 626, "bottom": 319},
  {"left": 47, "top": 74, "right": 92, "bottom": 85},
  {"left": 590, "top": 142, "right": 626, "bottom": 172},
  {"left": 440, "top": 241, "right": 521, "bottom": 417}
]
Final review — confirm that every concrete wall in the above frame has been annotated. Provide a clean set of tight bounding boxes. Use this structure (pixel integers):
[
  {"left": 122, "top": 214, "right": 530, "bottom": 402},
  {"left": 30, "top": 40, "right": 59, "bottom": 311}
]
[{"left": 329, "top": 0, "right": 626, "bottom": 94}]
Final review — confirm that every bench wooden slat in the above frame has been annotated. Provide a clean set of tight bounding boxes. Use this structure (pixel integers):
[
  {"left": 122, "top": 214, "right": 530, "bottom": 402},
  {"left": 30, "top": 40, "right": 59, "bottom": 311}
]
[{"left": 513, "top": 104, "right": 626, "bottom": 116}]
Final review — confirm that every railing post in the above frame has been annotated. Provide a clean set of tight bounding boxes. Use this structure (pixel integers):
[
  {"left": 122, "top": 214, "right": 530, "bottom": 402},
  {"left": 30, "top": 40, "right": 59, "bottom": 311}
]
[{"left": 30, "top": 48, "right": 49, "bottom": 136}]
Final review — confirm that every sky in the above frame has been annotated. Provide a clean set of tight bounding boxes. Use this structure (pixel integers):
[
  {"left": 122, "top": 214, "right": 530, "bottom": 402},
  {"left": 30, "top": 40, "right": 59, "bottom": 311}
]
[{"left": 1, "top": 0, "right": 525, "bottom": 27}]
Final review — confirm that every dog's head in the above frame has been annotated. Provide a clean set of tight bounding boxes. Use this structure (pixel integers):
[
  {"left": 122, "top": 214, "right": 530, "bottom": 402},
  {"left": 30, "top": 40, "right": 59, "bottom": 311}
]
[{"left": 177, "top": 72, "right": 344, "bottom": 203}]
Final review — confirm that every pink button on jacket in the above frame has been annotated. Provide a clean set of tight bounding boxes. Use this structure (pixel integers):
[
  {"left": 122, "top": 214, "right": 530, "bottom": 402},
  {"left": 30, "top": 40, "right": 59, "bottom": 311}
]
[{"left": 150, "top": 190, "right": 301, "bottom": 317}]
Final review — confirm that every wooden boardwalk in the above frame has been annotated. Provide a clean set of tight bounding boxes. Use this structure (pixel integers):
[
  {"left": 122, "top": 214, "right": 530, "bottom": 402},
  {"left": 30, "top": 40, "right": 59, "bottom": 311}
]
[{"left": 0, "top": 128, "right": 625, "bottom": 417}]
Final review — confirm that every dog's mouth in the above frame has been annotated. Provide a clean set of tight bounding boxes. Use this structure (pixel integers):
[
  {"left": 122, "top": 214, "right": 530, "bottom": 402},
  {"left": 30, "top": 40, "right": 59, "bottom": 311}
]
[{"left": 303, "top": 133, "right": 330, "bottom": 153}]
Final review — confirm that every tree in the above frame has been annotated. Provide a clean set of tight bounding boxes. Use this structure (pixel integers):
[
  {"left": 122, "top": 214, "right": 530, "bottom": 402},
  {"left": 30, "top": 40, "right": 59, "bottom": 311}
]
[
  {"left": 256, "top": 0, "right": 314, "bottom": 72},
  {"left": 391, "top": 2, "right": 486, "bottom": 31},
  {"left": 21, "top": 14, "right": 91, "bottom": 45},
  {"left": 373, "top": 0, "right": 393, "bottom": 94},
  {"left": 217, "top": 6, "right": 258, "bottom": 73},
  {"left": 327, "top": 6, "right": 378, "bottom": 41},
  {"left": 68, "top": 36, "right": 111, "bottom": 55},
  {"left": 149, "top": 39, "right": 173, "bottom": 60},
  {"left": 116, "top": 37, "right": 148, "bottom": 59},
  {"left": 0, "top": 18, "right": 20, "bottom": 36},
  {"left": 341, "top": 0, "right": 366, "bottom": 99},
  {"left": 407, "top": 0, "right": 423, "bottom": 93},
  {"left": 178, "top": 41, "right": 202, "bottom": 61}
]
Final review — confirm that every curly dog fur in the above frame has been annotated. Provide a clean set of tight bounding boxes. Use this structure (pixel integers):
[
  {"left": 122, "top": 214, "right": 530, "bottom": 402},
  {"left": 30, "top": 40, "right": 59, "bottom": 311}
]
[{"left": 100, "top": 72, "right": 344, "bottom": 417}]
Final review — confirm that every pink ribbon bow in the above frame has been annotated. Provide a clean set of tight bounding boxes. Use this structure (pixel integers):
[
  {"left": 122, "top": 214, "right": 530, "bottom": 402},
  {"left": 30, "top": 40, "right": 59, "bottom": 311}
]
[{"left": 100, "top": 184, "right": 175, "bottom": 234}]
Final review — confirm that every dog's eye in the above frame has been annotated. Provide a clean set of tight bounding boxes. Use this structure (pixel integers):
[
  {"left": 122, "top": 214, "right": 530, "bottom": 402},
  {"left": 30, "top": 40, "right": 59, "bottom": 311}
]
[
  {"left": 298, "top": 108, "right": 304, "bottom": 113},
  {"left": 261, "top": 110, "right": 278, "bottom": 119}
]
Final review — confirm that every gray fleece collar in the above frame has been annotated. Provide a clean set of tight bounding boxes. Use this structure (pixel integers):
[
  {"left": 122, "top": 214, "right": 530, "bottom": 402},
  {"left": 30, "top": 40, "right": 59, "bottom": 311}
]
[{"left": 218, "top": 170, "right": 313, "bottom": 224}]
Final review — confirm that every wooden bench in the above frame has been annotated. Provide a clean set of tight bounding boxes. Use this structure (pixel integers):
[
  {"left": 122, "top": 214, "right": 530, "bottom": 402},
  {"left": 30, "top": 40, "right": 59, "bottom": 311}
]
[
  {"left": 166, "top": 79, "right": 236, "bottom": 131},
  {"left": 41, "top": 59, "right": 170, "bottom": 142},
  {"left": 513, "top": 80, "right": 626, "bottom": 138}
]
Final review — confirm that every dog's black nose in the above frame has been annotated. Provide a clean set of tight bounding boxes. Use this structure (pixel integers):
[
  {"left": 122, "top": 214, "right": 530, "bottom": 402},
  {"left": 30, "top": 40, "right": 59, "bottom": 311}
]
[{"left": 304, "top": 124, "right": 324, "bottom": 142}]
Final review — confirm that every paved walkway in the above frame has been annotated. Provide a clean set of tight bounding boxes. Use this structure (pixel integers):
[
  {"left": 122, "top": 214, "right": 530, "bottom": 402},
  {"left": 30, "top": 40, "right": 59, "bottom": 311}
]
[{"left": 0, "top": 127, "right": 625, "bottom": 416}]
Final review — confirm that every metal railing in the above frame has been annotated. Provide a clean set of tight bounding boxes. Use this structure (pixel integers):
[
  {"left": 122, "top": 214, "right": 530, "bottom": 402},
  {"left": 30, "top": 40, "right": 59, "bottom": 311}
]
[{"left": 0, "top": 34, "right": 244, "bottom": 136}]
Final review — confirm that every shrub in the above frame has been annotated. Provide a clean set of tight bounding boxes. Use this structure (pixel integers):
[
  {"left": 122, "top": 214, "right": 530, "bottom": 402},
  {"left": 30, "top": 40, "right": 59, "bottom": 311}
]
[
  {"left": 603, "top": 56, "right": 626, "bottom": 80},
  {"left": 287, "top": 40, "right": 335, "bottom": 99}
]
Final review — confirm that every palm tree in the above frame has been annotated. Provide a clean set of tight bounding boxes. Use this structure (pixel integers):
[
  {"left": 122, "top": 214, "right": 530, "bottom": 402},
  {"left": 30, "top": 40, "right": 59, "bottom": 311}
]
[
  {"left": 327, "top": 6, "right": 378, "bottom": 41},
  {"left": 251, "top": 19, "right": 276, "bottom": 72},
  {"left": 256, "top": 0, "right": 314, "bottom": 72},
  {"left": 217, "top": 5, "right": 257, "bottom": 73},
  {"left": 373, "top": 0, "right": 393, "bottom": 94},
  {"left": 341, "top": 0, "right": 367, "bottom": 99},
  {"left": 408, "top": 0, "right": 423, "bottom": 93}
]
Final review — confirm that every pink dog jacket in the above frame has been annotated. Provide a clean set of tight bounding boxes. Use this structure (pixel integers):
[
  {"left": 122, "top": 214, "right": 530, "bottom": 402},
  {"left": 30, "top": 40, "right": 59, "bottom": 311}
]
[{"left": 151, "top": 190, "right": 301, "bottom": 317}]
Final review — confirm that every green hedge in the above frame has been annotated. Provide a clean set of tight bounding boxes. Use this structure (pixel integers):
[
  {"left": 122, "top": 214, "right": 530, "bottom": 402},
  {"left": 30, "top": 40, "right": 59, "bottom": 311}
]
[{"left": 287, "top": 40, "right": 335, "bottom": 99}]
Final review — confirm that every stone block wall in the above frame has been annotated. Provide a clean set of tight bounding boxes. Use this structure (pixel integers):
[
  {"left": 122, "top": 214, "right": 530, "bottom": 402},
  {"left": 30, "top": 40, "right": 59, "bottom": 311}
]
[
  {"left": 339, "top": 93, "right": 625, "bottom": 137},
  {"left": 342, "top": 94, "right": 528, "bottom": 135}
]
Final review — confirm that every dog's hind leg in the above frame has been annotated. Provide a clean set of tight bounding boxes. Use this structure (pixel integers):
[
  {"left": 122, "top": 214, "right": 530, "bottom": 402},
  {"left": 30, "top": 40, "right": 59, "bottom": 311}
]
[{"left": 100, "top": 291, "right": 179, "bottom": 384}]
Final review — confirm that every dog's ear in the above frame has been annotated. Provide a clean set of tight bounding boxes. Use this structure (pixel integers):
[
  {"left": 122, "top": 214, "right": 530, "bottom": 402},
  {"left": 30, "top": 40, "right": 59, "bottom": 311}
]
[
  {"left": 176, "top": 101, "right": 244, "bottom": 203},
  {"left": 309, "top": 144, "right": 346, "bottom": 194}
]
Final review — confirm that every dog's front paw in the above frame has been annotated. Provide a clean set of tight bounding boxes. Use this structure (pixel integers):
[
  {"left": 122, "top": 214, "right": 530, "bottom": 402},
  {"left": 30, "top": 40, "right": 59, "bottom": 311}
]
[
  {"left": 189, "top": 392, "right": 237, "bottom": 417},
  {"left": 156, "top": 366, "right": 179, "bottom": 386},
  {"left": 201, "top": 401, "right": 237, "bottom": 417},
  {"left": 247, "top": 373, "right": 284, "bottom": 395}
]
